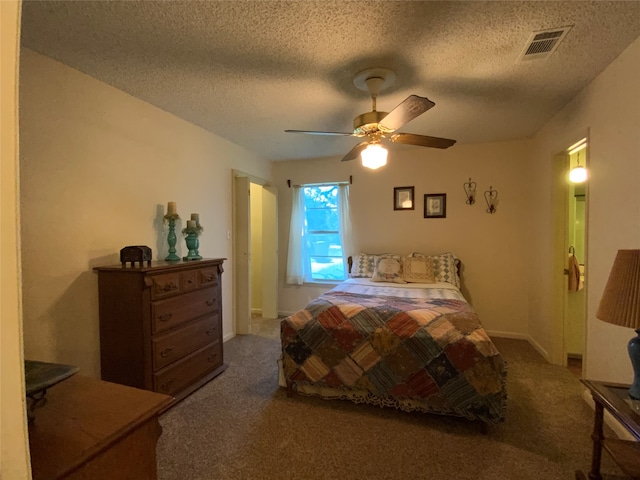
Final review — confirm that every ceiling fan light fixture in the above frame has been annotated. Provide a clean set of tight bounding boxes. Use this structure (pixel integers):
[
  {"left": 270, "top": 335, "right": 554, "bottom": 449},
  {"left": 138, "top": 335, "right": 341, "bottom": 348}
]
[
  {"left": 286, "top": 68, "right": 456, "bottom": 162},
  {"left": 361, "top": 144, "right": 388, "bottom": 170}
]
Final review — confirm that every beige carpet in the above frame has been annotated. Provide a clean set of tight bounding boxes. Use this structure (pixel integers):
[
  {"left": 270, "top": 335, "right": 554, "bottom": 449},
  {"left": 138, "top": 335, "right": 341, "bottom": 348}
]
[{"left": 157, "top": 318, "right": 626, "bottom": 480}]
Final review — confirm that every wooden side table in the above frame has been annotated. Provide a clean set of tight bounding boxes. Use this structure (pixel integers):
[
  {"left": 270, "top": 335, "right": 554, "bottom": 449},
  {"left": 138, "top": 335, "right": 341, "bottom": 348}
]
[
  {"left": 28, "top": 375, "right": 172, "bottom": 480},
  {"left": 576, "top": 380, "right": 640, "bottom": 480}
]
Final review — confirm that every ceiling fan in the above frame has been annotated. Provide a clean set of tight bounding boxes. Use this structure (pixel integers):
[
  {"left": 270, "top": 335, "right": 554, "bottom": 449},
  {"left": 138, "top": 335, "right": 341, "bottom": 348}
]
[{"left": 285, "top": 68, "right": 456, "bottom": 168}]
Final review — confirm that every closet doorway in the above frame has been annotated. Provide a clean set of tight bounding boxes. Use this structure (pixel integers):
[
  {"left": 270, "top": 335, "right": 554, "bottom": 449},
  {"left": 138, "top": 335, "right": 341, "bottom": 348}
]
[{"left": 233, "top": 172, "right": 278, "bottom": 335}]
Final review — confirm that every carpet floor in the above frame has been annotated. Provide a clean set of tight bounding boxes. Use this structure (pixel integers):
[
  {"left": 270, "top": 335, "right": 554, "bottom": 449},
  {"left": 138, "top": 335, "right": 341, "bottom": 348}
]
[{"left": 157, "top": 318, "right": 627, "bottom": 480}]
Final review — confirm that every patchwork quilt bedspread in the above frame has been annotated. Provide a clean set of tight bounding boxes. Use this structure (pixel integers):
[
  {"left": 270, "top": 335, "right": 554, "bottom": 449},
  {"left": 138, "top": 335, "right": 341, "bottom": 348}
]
[{"left": 280, "top": 282, "right": 507, "bottom": 423}]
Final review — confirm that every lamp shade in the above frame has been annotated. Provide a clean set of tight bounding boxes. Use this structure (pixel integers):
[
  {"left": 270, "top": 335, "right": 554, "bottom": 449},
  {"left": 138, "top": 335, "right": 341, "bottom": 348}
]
[
  {"left": 596, "top": 250, "right": 640, "bottom": 329},
  {"left": 360, "top": 144, "right": 388, "bottom": 170}
]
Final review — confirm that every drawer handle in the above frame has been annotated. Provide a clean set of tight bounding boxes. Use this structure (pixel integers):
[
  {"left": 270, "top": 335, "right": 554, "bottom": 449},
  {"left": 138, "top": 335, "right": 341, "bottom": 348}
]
[
  {"left": 207, "top": 355, "right": 217, "bottom": 363},
  {"left": 206, "top": 329, "right": 215, "bottom": 336},
  {"left": 160, "top": 379, "right": 175, "bottom": 391},
  {"left": 163, "top": 282, "right": 177, "bottom": 292},
  {"left": 158, "top": 313, "right": 173, "bottom": 322},
  {"left": 160, "top": 347, "right": 174, "bottom": 358},
  {"left": 186, "top": 279, "right": 194, "bottom": 284},
  {"left": 206, "top": 299, "right": 215, "bottom": 306},
  {"left": 205, "top": 275, "right": 215, "bottom": 282}
]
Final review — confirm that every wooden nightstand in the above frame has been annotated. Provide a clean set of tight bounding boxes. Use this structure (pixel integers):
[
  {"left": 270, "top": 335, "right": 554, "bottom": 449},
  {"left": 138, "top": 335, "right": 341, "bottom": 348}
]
[{"left": 576, "top": 380, "right": 640, "bottom": 480}]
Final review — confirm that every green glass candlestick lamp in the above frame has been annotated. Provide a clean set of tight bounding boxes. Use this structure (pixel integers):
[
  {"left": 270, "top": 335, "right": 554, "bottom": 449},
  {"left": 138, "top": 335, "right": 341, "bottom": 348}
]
[
  {"left": 163, "top": 201, "right": 180, "bottom": 261},
  {"left": 182, "top": 214, "right": 203, "bottom": 261}
]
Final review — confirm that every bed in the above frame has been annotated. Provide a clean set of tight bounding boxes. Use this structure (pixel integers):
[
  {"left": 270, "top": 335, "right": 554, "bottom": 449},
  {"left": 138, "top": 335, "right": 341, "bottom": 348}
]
[{"left": 279, "top": 252, "right": 507, "bottom": 425}]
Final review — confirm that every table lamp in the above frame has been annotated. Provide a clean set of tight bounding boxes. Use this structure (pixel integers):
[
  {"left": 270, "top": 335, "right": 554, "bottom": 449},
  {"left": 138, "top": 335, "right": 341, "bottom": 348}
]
[{"left": 596, "top": 249, "right": 640, "bottom": 399}]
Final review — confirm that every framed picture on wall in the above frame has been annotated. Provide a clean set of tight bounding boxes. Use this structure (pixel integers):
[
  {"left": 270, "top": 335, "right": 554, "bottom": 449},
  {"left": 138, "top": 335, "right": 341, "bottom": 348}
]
[
  {"left": 424, "top": 193, "right": 447, "bottom": 218},
  {"left": 394, "top": 186, "right": 415, "bottom": 210}
]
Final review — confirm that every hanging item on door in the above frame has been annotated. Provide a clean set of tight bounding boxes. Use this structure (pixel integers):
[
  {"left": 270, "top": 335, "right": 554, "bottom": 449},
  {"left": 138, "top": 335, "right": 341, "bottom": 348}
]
[{"left": 568, "top": 246, "right": 583, "bottom": 292}]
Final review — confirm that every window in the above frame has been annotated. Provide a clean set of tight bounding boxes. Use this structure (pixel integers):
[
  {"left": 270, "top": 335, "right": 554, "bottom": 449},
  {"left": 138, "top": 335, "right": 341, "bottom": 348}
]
[
  {"left": 303, "top": 185, "right": 344, "bottom": 281},
  {"left": 286, "top": 183, "right": 352, "bottom": 284}
]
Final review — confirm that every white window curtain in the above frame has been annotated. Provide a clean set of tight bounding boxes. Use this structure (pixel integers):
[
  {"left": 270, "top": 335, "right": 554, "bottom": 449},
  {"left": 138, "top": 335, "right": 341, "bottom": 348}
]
[
  {"left": 286, "top": 186, "right": 306, "bottom": 285},
  {"left": 337, "top": 184, "right": 354, "bottom": 277}
]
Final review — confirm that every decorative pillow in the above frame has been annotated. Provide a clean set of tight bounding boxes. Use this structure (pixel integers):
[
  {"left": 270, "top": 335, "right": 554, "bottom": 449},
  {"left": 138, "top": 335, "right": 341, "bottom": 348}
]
[
  {"left": 403, "top": 255, "right": 435, "bottom": 283},
  {"left": 371, "top": 255, "right": 406, "bottom": 283},
  {"left": 431, "top": 252, "right": 461, "bottom": 287},
  {"left": 409, "top": 252, "right": 461, "bottom": 287},
  {"left": 351, "top": 253, "right": 376, "bottom": 278}
]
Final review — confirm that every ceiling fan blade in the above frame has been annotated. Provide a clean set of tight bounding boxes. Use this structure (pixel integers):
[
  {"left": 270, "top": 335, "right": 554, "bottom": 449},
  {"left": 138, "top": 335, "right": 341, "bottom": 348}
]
[
  {"left": 379, "top": 95, "right": 435, "bottom": 132},
  {"left": 341, "top": 142, "right": 369, "bottom": 162},
  {"left": 390, "top": 133, "right": 456, "bottom": 149},
  {"left": 285, "top": 129, "right": 354, "bottom": 136}
]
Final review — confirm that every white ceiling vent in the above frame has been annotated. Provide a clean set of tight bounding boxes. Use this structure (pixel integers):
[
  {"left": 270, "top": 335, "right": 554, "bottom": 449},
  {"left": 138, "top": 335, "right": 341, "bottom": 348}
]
[{"left": 518, "top": 26, "right": 572, "bottom": 61}]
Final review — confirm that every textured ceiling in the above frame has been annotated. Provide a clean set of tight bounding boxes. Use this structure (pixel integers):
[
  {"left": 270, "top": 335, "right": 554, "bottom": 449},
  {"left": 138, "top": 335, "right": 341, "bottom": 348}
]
[{"left": 20, "top": 1, "right": 640, "bottom": 162}]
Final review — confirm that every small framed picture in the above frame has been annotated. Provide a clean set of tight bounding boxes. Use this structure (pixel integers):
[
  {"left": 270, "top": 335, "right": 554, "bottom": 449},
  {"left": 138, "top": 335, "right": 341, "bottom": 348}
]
[
  {"left": 394, "top": 186, "right": 415, "bottom": 210},
  {"left": 424, "top": 193, "right": 447, "bottom": 218}
]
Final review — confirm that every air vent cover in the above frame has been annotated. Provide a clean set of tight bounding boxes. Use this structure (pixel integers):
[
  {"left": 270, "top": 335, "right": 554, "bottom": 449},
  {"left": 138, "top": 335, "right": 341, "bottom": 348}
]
[{"left": 518, "top": 26, "right": 572, "bottom": 61}]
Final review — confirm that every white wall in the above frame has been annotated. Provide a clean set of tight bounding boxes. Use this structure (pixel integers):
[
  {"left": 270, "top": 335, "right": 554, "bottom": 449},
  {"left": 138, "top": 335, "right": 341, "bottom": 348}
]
[
  {"left": 273, "top": 139, "right": 533, "bottom": 338},
  {"left": 19, "top": 49, "right": 272, "bottom": 379},
  {"left": 530, "top": 36, "right": 640, "bottom": 381},
  {"left": 1, "top": 1, "right": 31, "bottom": 478}
]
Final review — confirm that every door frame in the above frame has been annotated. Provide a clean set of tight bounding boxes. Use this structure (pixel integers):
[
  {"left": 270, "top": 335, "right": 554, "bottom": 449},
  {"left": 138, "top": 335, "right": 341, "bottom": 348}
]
[
  {"left": 232, "top": 170, "right": 278, "bottom": 335},
  {"left": 550, "top": 135, "right": 589, "bottom": 367}
]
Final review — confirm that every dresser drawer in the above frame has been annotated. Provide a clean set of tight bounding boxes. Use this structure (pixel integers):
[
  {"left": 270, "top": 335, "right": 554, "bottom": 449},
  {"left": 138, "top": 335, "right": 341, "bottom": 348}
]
[
  {"left": 153, "top": 343, "right": 222, "bottom": 396},
  {"left": 152, "top": 315, "right": 220, "bottom": 371},
  {"left": 197, "top": 267, "right": 219, "bottom": 288},
  {"left": 150, "top": 272, "right": 181, "bottom": 299},
  {"left": 152, "top": 287, "right": 218, "bottom": 334},
  {"left": 149, "top": 270, "right": 201, "bottom": 300},
  {"left": 181, "top": 269, "right": 198, "bottom": 292}
]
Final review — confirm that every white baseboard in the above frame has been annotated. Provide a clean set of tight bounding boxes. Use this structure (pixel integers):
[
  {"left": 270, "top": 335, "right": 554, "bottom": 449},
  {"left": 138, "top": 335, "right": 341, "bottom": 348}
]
[
  {"left": 223, "top": 332, "right": 235, "bottom": 343},
  {"left": 486, "top": 330, "right": 529, "bottom": 339},
  {"left": 581, "top": 389, "right": 637, "bottom": 441}
]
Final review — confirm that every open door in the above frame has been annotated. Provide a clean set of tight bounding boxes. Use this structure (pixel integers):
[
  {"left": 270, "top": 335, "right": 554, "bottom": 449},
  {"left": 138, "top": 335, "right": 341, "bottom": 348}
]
[
  {"left": 234, "top": 175, "right": 251, "bottom": 335},
  {"left": 261, "top": 186, "right": 278, "bottom": 319}
]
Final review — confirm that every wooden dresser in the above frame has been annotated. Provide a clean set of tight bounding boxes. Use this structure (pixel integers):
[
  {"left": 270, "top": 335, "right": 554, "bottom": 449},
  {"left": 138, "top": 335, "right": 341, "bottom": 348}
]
[
  {"left": 29, "top": 375, "right": 172, "bottom": 480},
  {"left": 94, "top": 258, "right": 226, "bottom": 404}
]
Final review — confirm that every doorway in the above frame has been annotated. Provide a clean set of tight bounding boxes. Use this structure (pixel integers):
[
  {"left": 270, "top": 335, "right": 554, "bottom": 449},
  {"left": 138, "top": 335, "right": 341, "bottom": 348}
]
[
  {"left": 233, "top": 171, "right": 278, "bottom": 336},
  {"left": 565, "top": 140, "right": 587, "bottom": 376},
  {"left": 552, "top": 138, "right": 588, "bottom": 375}
]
